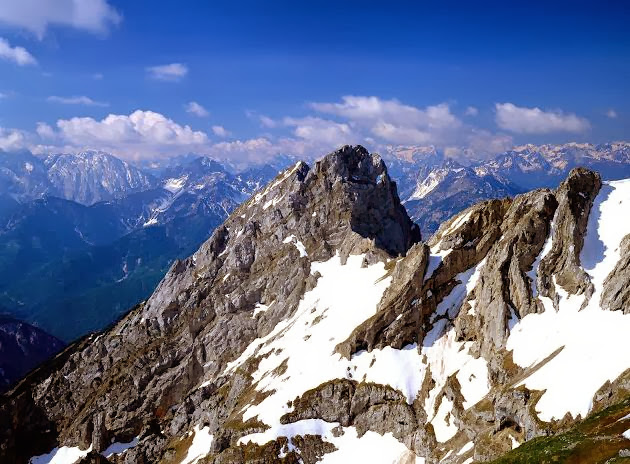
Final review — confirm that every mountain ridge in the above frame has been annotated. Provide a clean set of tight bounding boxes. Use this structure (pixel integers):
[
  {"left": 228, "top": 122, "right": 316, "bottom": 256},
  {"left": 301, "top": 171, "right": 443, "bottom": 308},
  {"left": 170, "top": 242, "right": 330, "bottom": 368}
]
[{"left": 1, "top": 145, "right": 629, "bottom": 464}]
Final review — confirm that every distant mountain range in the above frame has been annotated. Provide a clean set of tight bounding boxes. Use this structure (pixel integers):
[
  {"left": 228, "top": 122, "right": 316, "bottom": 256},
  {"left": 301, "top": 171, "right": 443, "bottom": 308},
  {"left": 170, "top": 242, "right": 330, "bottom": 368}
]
[
  {"left": 0, "top": 151, "right": 287, "bottom": 343},
  {"left": 385, "top": 142, "right": 630, "bottom": 236}
]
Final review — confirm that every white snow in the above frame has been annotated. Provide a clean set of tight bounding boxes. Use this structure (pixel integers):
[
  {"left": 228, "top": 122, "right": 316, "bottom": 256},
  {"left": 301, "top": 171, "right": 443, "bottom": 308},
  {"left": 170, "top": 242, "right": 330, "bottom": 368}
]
[
  {"left": 24, "top": 162, "right": 34, "bottom": 172},
  {"left": 623, "top": 429, "right": 630, "bottom": 440},
  {"left": 29, "top": 445, "right": 93, "bottom": 464},
  {"left": 163, "top": 176, "right": 187, "bottom": 193},
  {"left": 510, "top": 435, "right": 520, "bottom": 449},
  {"left": 431, "top": 397, "right": 458, "bottom": 442},
  {"left": 103, "top": 437, "right": 139, "bottom": 458},
  {"left": 239, "top": 419, "right": 423, "bottom": 464},
  {"left": 458, "top": 441, "right": 473, "bottom": 455},
  {"left": 408, "top": 170, "right": 449, "bottom": 201},
  {"left": 252, "top": 301, "right": 273, "bottom": 317},
  {"left": 226, "top": 237, "right": 494, "bottom": 454},
  {"left": 282, "top": 235, "right": 308, "bottom": 257},
  {"left": 250, "top": 163, "right": 301, "bottom": 207},
  {"left": 143, "top": 217, "right": 158, "bottom": 227},
  {"left": 263, "top": 195, "right": 284, "bottom": 210},
  {"left": 433, "top": 258, "right": 485, "bottom": 320},
  {"left": 526, "top": 216, "right": 555, "bottom": 297},
  {"left": 507, "top": 179, "right": 630, "bottom": 422},
  {"left": 180, "top": 425, "right": 214, "bottom": 464},
  {"left": 425, "top": 210, "right": 474, "bottom": 282}
]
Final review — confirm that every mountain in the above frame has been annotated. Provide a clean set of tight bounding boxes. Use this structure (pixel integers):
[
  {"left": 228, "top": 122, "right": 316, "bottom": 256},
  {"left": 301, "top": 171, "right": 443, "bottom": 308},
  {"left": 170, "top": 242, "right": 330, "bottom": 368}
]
[
  {"left": 385, "top": 142, "right": 630, "bottom": 237},
  {"left": 475, "top": 142, "right": 630, "bottom": 190},
  {"left": 0, "top": 316, "right": 64, "bottom": 392},
  {"left": 384, "top": 148, "right": 521, "bottom": 236},
  {"left": 44, "top": 151, "right": 156, "bottom": 205},
  {"left": 1, "top": 146, "right": 629, "bottom": 464},
  {"left": 0, "top": 150, "right": 156, "bottom": 205},
  {"left": 0, "top": 156, "right": 281, "bottom": 341}
]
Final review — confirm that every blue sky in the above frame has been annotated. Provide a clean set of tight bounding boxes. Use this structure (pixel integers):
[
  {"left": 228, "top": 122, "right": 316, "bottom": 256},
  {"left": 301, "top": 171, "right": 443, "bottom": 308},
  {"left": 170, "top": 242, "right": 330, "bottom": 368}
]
[{"left": 0, "top": 0, "right": 628, "bottom": 163}]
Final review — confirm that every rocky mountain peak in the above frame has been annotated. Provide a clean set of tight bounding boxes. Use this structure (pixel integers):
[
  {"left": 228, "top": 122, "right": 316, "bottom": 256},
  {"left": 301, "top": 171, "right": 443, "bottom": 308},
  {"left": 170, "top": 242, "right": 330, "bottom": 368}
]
[{"left": 1, "top": 156, "right": 629, "bottom": 464}]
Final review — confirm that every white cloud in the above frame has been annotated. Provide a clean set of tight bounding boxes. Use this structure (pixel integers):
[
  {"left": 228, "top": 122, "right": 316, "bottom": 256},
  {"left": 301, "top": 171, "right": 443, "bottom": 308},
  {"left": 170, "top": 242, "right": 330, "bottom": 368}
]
[
  {"left": 212, "top": 125, "right": 230, "bottom": 137},
  {"left": 40, "top": 110, "right": 209, "bottom": 159},
  {"left": 0, "top": 127, "right": 28, "bottom": 151},
  {"left": 0, "top": 92, "right": 6, "bottom": 99},
  {"left": 186, "top": 101, "right": 209, "bottom": 117},
  {"left": 606, "top": 109, "right": 618, "bottom": 119},
  {"left": 146, "top": 63, "right": 188, "bottom": 81},
  {"left": 495, "top": 102, "right": 590, "bottom": 134},
  {"left": 47, "top": 95, "right": 108, "bottom": 107},
  {"left": 92, "top": 73, "right": 103, "bottom": 80},
  {"left": 36, "top": 122, "right": 55, "bottom": 139},
  {"left": 259, "top": 115, "right": 278, "bottom": 128},
  {"left": 465, "top": 106, "right": 479, "bottom": 116},
  {"left": 0, "top": 0, "right": 121, "bottom": 39},
  {"left": 312, "top": 96, "right": 459, "bottom": 129},
  {"left": 311, "top": 96, "right": 461, "bottom": 147},
  {"left": 283, "top": 116, "right": 356, "bottom": 146},
  {"left": 0, "top": 37, "right": 37, "bottom": 66}
]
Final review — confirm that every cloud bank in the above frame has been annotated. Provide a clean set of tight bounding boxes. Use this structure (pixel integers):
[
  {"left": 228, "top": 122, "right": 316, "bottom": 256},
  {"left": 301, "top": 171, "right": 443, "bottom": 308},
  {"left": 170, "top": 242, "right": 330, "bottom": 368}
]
[
  {"left": 0, "top": 0, "right": 121, "bottom": 38},
  {"left": 495, "top": 103, "right": 590, "bottom": 134}
]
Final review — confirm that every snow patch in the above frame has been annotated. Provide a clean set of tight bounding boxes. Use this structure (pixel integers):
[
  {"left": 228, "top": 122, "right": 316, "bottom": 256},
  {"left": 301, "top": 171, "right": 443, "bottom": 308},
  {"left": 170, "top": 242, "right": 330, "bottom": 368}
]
[
  {"left": 29, "top": 445, "right": 93, "bottom": 464},
  {"left": 103, "top": 437, "right": 139, "bottom": 458},
  {"left": 181, "top": 425, "right": 214, "bottom": 464},
  {"left": 507, "top": 179, "right": 630, "bottom": 422},
  {"left": 282, "top": 235, "right": 308, "bottom": 257},
  {"left": 163, "top": 176, "right": 187, "bottom": 193}
]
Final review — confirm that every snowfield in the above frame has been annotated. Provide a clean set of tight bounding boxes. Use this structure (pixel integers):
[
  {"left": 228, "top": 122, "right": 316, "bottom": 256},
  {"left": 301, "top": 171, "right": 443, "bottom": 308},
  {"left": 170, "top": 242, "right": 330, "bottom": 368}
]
[
  {"left": 228, "top": 249, "right": 489, "bottom": 457},
  {"left": 507, "top": 179, "right": 630, "bottom": 421}
]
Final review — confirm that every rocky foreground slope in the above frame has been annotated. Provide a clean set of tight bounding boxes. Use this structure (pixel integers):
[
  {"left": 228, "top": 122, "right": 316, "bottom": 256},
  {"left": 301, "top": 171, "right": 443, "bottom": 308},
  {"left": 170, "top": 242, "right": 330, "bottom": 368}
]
[{"left": 1, "top": 146, "right": 629, "bottom": 463}]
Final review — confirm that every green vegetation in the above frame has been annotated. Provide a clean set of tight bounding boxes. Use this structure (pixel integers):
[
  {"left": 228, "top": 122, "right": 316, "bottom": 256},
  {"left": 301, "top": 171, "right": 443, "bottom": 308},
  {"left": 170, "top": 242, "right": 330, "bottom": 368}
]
[{"left": 490, "top": 396, "right": 630, "bottom": 464}]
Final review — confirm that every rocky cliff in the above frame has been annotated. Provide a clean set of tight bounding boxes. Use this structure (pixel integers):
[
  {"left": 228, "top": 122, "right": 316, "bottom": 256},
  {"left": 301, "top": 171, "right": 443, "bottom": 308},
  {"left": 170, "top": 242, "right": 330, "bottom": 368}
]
[{"left": 1, "top": 146, "right": 629, "bottom": 464}]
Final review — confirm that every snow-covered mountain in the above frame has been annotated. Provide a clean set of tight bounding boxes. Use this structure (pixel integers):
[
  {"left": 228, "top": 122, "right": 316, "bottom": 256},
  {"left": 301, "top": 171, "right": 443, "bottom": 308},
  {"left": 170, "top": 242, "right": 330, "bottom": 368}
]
[
  {"left": 44, "top": 151, "right": 156, "bottom": 205},
  {"left": 0, "top": 150, "right": 156, "bottom": 205},
  {"left": 3, "top": 146, "right": 629, "bottom": 464},
  {"left": 385, "top": 142, "right": 630, "bottom": 236}
]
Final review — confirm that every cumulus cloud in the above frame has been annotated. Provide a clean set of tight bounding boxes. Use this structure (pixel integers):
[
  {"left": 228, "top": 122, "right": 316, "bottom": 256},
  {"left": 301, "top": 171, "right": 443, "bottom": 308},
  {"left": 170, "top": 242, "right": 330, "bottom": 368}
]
[
  {"left": 283, "top": 116, "right": 356, "bottom": 146},
  {"left": 310, "top": 96, "right": 461, "bottom": 146},
  {"left": 36, "top": 122, "right": 56, "bottom": 139},
  {"left": 35, "top": 110, "right": 209, "bottom": 159},
  {"left": 212, "top": 125, "right": 230, "bottom": 137},
  {"left": 0, "top": 0, "right": 121, "bottom": 39},
  {"left": 47, "top": 95, "right": 108, "bottom": 107},
  {"left": 606, "top": 109, "right": 618, "bottom": 119},
  {"left": 0, "top": 127, "right": 28, "bottom": 151},
  {"left": 146, "top": 63, "right": 188, "bottom": 81},
  {"left": 495, "top": 102, "right": 590, "bottom": 134},
  {"left": 465, "top": 106, "right": 479, "bottom": 116},
  {"left": 0, "top": 37, "right": 37, "bottom": 66},
  {"left": 186, "top": 101, "right": 209, "bottom": 117}
]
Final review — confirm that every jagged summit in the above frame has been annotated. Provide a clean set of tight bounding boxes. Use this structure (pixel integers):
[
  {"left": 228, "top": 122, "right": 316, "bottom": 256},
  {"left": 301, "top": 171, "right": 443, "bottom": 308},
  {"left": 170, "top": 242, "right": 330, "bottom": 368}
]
[{"left": 1, "top": 155, "right": 629, "bottom": 464}]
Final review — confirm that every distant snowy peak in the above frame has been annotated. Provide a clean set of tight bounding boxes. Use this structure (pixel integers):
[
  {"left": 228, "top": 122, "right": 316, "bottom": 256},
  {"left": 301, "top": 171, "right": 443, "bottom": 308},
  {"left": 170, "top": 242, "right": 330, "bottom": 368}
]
[{"left": 44, "top": 150, "right": 156, "bottom": 205}]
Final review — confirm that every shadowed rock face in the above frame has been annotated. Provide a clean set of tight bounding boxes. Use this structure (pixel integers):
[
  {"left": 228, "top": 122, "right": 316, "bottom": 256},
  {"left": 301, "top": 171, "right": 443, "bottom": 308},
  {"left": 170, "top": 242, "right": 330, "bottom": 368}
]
[{"left": 0, "top": 157, "right": 626, "bottom": 464}]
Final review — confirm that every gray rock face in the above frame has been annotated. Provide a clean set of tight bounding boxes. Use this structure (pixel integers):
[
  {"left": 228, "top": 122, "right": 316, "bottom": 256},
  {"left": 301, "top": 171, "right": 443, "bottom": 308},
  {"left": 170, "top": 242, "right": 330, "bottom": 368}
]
[
  {"left": 0, "top": 156, "right": 627, "bottom": 464},
  {"left": 45, "top": 151, "right": 156, "bottom": 205},
  {"left": 600, "top": 234, "right": 630, "bottom": 314},
  {"left": 538, "top": 168, "right": 601, "bottom": 306}
]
